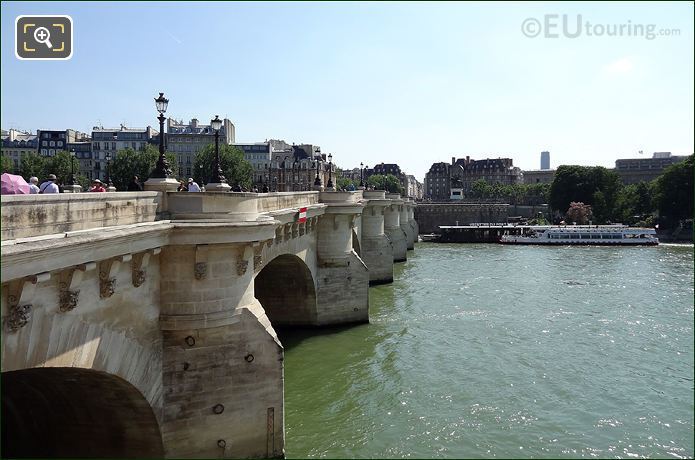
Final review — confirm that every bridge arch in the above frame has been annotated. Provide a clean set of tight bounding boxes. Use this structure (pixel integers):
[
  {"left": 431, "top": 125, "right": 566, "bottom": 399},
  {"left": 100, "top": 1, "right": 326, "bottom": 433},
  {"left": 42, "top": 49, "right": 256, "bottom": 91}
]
[
  {"left": 255, "top": 253, "right": 317, "bottom": 326},
  {"left": 1, "top": 367, "right": 164, "bottom": 458}
]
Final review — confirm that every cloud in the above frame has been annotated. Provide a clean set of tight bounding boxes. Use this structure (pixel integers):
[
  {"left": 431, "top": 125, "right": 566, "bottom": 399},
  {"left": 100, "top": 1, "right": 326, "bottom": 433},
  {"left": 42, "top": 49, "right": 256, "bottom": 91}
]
[{"left": 603, "top": 57, "right": 634, "bottom": 75}]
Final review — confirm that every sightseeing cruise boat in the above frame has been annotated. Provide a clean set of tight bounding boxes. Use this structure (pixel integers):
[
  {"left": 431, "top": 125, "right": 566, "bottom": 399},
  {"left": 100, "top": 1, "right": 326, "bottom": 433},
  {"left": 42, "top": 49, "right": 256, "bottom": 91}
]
[{"left": 500, "top": 225, "right": 659, "bottom": 245}]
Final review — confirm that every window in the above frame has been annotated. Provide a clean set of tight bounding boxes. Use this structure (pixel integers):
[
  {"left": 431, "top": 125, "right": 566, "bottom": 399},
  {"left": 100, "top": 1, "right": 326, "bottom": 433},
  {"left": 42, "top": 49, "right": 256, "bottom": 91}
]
[
  {"left": 42, "top": 140, "right": 48, "bottom": 146},
  {"left": 132, "top": 142, "right": 137, "bottom": 149},
  {"left": 111, "top": 142, "right": 116, "bottom": 150},
  {"left": 49, "top": 141, "right": 55, "bottom": 147},
  {"left": 49, "top": 149, "right": 55, "bottom": 155},
  {"left": 57, "top": 141, "right": 63, "bottom": 147}
]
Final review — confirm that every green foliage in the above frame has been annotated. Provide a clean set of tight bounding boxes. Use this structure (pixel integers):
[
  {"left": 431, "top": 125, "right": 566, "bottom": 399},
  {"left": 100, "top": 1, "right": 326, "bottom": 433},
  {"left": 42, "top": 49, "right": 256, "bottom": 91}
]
[
  {"left": 2, "top": 155, "right": 15, "bottom": 173},
  {"left": 109, "top": 145, "right": 176, "bottom": 190},
  {"left": 367, "top": 174, "right": 404, "bottom": 194},
  {"left": 17, "top": 151, "right": 87, "bottom": 186},
  {"left": 653, "top": 155, "right": 694, "bottom": 227},
  {"left": 470, "top": 179, "right": 492, "bottom": 198},
  {"left": 192, "top": 144, "right": 252, "bottom": 189},
  {"left": 337, "top": 177, "right": 357, "bottom": 190},
  {"left": 20, "top": 152, "right": 45, "bottom": 180},
  {"left": 549, "top": 165, "right": 621, "bottom": 223},
  {"left": 614, "top": 181, "right": 655, "bottom": 225},
  {"left": 466, "top": 180, "right": 549, "bottom": 204}
]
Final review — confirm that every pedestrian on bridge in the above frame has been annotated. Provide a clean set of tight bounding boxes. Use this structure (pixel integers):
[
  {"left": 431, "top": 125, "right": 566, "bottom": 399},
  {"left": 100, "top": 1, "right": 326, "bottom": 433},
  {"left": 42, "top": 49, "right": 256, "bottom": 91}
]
[{"left": 187, "top": 178, "right": 201, "bottom": 192}]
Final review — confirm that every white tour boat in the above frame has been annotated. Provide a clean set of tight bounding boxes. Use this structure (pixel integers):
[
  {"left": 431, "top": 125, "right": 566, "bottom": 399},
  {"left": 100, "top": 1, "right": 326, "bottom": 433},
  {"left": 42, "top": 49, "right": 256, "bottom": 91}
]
[{"left": 500, "top": 225, "right": 659, "bottom": 245}]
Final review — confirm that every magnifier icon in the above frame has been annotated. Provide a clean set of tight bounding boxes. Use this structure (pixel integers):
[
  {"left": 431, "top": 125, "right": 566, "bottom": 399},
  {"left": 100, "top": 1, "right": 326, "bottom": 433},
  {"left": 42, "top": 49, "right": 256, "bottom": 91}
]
[{"left": 33, "top": 27, "right": 53, "bottom": 49}]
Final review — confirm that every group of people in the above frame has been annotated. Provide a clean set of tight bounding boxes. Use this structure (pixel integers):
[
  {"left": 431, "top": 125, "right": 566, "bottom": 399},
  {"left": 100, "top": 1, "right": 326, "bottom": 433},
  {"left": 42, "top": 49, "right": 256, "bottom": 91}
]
[
  {"left": 177, "top": 178, "right": 202, "bottom": 192},
  {"left": 20, "top": 175, "right": 144, "bottom": 193},
  {"left": 21, "top": 173, "right": 257, "bottom": 194},
  {"left": 175, "top": 178, "right": 261, "bottom": 193}
]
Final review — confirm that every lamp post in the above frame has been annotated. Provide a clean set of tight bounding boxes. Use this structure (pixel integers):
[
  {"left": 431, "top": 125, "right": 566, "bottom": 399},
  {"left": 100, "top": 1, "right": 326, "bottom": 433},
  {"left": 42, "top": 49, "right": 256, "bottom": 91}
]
[
  {"left": 359, "top": 162, "right": 364, "bottom": 187},
  {"left": 62, "top": 148, "right": 82, "bottom": 193},
  {"left": 327, "top": 153, "right": 335, "bottom": 190},
  {"left": 151, "top": 93, "right": 172, "bottom": 178},
  {"left": 145, "top": 92, "right": 179, "bottom": 191},
  {"left": 105, "top": 151, "right": 114, "bottom": 190},
  {"left": 70, "top": 149, "right": 77, "bottom": 185},
  {"left": 314, "top": 157, "right": 322, "bottom": 187},
  {"left": 206, "top": 115, "right": 230, "bottom": 191},
  {"left": 293, "top": 160, "right": 299, "bottom": 191}
]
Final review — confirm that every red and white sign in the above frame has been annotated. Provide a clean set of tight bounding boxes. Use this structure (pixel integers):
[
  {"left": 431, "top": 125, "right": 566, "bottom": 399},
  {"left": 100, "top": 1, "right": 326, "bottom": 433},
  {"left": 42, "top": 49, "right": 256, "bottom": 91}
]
[{"left": 297, "top": 207, "right": 307, "bottom": 223}]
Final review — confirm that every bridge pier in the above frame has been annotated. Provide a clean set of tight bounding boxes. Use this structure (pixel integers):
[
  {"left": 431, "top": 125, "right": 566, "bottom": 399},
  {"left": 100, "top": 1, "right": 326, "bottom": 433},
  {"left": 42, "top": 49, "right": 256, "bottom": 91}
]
[
  {"left": 158, "top": 234, "right": 284, "bottom": 459},
  {"left": 360, "top": 191, "right": 394, "bottom": 285},
  {"left": 384, "top": 193, "right": 408, "bottom": 262},
  {"left": 316, "top": 192, "right": 369, "bottom": 324},
  {"left": 399, "top": 200, "right": 415, "bottom": 250},
  {"left": 407, "top": 200, "right": 420, "bottom": 242}
]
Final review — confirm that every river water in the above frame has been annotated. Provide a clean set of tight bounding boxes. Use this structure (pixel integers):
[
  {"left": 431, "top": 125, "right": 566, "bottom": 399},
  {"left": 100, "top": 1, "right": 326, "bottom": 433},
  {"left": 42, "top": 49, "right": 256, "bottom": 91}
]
[{"left": 281, "top": 243, "right": 694, "bottom": 458}]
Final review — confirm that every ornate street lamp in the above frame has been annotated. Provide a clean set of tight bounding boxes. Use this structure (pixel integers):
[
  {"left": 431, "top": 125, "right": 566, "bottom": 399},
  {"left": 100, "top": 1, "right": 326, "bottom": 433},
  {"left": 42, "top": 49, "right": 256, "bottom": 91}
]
[
  {"left": 207, "top": 115, "right": 228, "bottom": 190},
  {"left": 359, "top": 162, "right": 364, "bottom": 187},
  {"left": 293, "top": 160, "right": 299, "bottom": 191},
  {"left": 327, "top": 153, "right": 334, "bottom": 190},
  {"left": 150, "top": 92, "right": 172, "bottom": 178},
  {"left": 314, "top": 156, "right": 322, "bottom": 186},
  {"left": 105, "top": 151, "right": 113, "bottom": 188},
  {"left": 70, "top": 148, "right": 77, "bottom": 185}
]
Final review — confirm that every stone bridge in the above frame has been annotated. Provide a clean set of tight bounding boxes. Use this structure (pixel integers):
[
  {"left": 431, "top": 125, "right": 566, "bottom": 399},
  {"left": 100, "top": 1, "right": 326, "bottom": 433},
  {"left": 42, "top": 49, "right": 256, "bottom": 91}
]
[{"left": 0, "top": 189, "right": 418, "bottom": 458}]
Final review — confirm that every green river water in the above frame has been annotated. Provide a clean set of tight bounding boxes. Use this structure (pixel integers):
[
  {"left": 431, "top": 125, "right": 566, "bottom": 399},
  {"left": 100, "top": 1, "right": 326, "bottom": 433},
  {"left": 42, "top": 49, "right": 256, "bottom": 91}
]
[{"left": 281, "top": 243, "right": 694, "bottom": 458}]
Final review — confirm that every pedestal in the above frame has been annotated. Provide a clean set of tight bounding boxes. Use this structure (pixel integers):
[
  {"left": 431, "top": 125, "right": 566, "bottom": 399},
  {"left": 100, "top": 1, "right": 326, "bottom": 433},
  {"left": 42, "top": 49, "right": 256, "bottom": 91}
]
[
  {"left": 144, "top": 177, "right": 180, "bottom": 192},
  {"left": 205, "top": 182, "right": 232, "bottom": 192},
  {"left": 62, "top": 184, "right": 82, "bottom": 193}
]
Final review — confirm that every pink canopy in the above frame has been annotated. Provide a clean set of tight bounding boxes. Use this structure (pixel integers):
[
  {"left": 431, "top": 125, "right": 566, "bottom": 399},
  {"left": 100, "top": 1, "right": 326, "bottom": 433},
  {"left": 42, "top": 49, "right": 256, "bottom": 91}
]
[{"left": 1, "top": 173, "right": 31, "bottom": 195}]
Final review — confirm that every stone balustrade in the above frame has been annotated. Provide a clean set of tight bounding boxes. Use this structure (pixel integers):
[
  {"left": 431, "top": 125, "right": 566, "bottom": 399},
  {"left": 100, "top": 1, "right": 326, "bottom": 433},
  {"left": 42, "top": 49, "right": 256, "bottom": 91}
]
[{"left": 0, "top": 192, "right": 160, "bottom": 240}]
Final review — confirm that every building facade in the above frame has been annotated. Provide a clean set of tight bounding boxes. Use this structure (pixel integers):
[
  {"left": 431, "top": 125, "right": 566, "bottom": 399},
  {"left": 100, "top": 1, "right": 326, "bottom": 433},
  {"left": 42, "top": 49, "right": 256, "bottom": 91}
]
[
  {"left": 91, "top": 125, "right": 158, "bottom": 181},
  {"left": 66, "top": 141, "right": 94, "bottom": 179},
  {"left": 166, "top": 118, "right": 235, "bottom": 178},
  {"left": 424, "top": 162, "right": 450, "bottom": 201},
  {"left": 404, "top": 174, "right": 423, "bottom": 200},
  {"left": 614, "top": 152, "right": 688, "bottom": 184},
  {"left": 37, "top": 129, "right": 89, "bottom": 156},
  {"left": 522, "top": 169, "right": 556, "bottom": 184},
  {"left": 541, "top": 151, "right": 550, "bottom": 170},
  {"left": 1, "top": 129, "right": 39, "bottom": 172},
  {"left": 450, "top": 156, "right": 522, "bottom": 196}
]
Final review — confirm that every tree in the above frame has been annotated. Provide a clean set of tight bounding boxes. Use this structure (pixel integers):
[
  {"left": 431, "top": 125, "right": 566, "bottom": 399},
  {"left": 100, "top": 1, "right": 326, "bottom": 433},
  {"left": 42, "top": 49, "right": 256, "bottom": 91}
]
[
  {"left": 20, "top": 152, "right": 45, "bottom": 180},
  {"left": 41, "top": 151, "right": 80, "bottom": 185},
  {"left": 1, "top": 155, "right": 14, "bottom": 173},
  {"left": 193, "top": 144, "right": 252, "bottom": 189},
  {"left": 470, "top": 179, "right": 492, "bottom": 199},
  {"left": 615, "top": 181, "right": 655, "bottom": 224},
  {"left": 337, "top": 177, "right": 357, "bottom": 190},
  {"left": 653, "top": 155, "right": 694, "bottom": 228},
  {"left": 366, "top": 174, "right": 404, "bottom": 194},
  {"left": 549, "top": 165, "right": 621, "bottom": 223},
  {"left": 110, "top": 145, "right": 177, "bottom": 190},
  {"left": 566, "top": 202, "right": 592, "bottom": 225}
]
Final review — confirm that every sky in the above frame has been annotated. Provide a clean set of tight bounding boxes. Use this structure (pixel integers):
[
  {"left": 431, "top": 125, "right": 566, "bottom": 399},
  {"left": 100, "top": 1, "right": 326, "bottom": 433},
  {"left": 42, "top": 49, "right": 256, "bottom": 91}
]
[{"left": 1, "top": 1, "right": 693, "bottom": 181}]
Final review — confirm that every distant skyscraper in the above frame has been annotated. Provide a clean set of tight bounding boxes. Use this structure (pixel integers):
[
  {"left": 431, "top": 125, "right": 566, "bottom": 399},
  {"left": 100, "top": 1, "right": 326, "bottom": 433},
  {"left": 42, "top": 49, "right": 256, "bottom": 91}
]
[{"left": 540, "top": 151, "right": 550, "bottom": 170}]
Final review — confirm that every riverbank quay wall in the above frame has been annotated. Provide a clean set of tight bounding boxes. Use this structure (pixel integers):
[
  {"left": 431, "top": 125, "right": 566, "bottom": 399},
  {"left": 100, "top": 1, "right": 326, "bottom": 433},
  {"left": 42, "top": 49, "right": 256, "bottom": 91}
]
[
  {"left": 415, "top": 203, "right": 509, "bottom": 233},
  {"left": 0, "top": 190, "right": 418, "bottom": 459}
]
